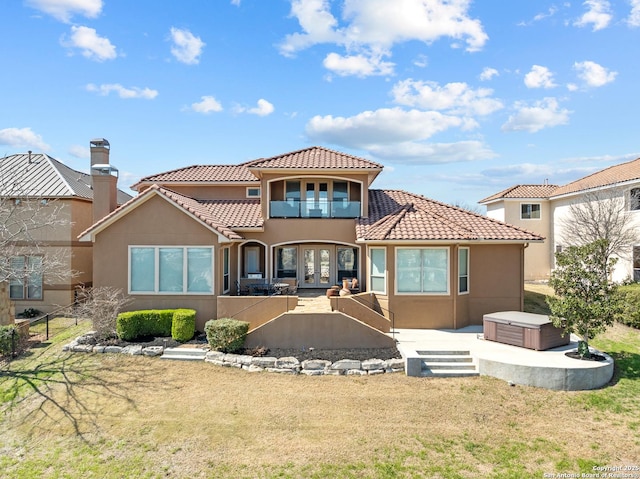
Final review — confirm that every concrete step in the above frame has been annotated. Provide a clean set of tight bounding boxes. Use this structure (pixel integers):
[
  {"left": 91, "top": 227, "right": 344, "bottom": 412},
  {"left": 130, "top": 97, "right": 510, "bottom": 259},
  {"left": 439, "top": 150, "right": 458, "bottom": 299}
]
[
  {"left": 420, "top": 355, "right": 473, "bottom": 363},
  {"left": 418, "top": 350, "right": 479, "bottom": 377},
  {"left": 420, "top": 369, "right": 480, "bottom": 378},
  {"left": 161, "top": 347, "right": 207, "bottom": 361},
  {"left": 424, "top": 362, "right": 476, "bottom": 370}
]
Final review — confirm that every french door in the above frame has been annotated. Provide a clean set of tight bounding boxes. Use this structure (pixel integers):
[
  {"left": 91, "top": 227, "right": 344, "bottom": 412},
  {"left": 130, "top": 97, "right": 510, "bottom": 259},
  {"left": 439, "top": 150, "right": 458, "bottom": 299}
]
[{"left": 302, "top": 247, "right": 331, "bottom": 287}]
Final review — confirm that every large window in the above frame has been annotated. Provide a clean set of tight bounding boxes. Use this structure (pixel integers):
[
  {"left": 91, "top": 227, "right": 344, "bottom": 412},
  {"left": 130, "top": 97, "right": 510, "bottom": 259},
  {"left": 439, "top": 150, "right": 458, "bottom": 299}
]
[
  {"left": 630, "top": 188, "right": 640, "bottom": 211},
  {"left": 369, "top": 248, "right": 386, "bottom": 294},
  {"left": 276, "top": 247, "right": 297, "bottom": 278},
  {"left": 458, "top": 247, "right": 469, "bottom": 294},
  {"left": 337, "top": 247, "right": 358, "bottom": 282},
  {"left": 396, "top": 248, "right": 449, "bottom": 294},
  {"left": 521, "top": 203, "right": 541, "bottom": 219},
  {"left": 9, "top": 255, "right": 43, "bottom": 300},
  {"left": 130, "top": 246, "right": 213, "bottom": 294}
]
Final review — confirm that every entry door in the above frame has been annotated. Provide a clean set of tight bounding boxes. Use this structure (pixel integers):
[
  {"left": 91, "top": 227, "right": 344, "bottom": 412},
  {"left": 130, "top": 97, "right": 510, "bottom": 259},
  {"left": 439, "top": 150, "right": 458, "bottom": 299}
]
[{"left": 302, "top": 247, "right": 331, "bottom": 287}]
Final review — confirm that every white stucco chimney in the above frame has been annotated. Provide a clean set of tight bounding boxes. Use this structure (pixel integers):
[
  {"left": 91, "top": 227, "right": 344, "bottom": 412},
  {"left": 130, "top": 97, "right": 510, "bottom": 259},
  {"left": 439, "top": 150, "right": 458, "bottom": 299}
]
[{"left": 90, "top": 138, "right": 118, "bottom": 224}]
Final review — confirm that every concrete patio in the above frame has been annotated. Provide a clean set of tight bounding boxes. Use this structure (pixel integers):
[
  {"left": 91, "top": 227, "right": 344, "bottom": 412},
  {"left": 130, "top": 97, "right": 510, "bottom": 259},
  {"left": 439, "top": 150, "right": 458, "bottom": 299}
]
[{"left": 393, "top": 326, "right": 614, "bottom": 391}]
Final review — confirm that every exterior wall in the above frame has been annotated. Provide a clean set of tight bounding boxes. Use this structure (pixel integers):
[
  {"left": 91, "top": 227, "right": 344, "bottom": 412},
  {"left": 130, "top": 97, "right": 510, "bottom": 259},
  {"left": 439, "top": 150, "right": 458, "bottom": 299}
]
[
  {"left": 497, "top": 200, "right": 551, "bottom": 281},
  {"left": 552, "top": 191, "right": 640, "bottom": 283},
  {"left": 366, "top": 243, "right": 525, "bottom": 329},
  {"left": 92, "top": 195, "right": 222, "bottom": 330},
  {"left": 485, "top": 203, "right": 505, "bottom": 222},
  {"left": 148, "top": 184, "right": 256, "bottom": 200}
]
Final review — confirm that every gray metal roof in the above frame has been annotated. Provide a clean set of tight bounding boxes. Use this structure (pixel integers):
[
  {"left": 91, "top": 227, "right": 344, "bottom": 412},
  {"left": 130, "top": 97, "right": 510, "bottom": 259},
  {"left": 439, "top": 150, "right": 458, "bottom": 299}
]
[{"left": 0, "top": 153, "right": 132, "bottom": 203}]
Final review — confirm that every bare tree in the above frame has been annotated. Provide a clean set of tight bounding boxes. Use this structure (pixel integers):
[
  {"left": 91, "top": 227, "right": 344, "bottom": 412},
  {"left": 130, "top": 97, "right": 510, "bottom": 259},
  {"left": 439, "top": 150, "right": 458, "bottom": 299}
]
[
  {"left": 1, "top": 156, "right": 76, "bottom": 324},
  {"left": 558, "top": 188, "right": 640, "bottom": 271},
  {"left": 71, "top": 286, "right": 133, "bottom": 339}
]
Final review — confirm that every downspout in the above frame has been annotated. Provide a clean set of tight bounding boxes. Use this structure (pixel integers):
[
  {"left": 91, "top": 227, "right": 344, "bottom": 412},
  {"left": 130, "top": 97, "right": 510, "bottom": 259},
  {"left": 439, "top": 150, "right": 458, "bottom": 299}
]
[{"left": 521, "top": 243, "right": 528, "bottom": 311}]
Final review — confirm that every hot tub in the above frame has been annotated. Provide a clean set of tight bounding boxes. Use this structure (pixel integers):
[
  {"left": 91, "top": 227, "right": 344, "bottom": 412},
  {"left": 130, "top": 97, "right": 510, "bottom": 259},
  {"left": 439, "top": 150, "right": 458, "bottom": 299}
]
[{"left": 483, "top": 311, "right": 569, "bottom": 351}]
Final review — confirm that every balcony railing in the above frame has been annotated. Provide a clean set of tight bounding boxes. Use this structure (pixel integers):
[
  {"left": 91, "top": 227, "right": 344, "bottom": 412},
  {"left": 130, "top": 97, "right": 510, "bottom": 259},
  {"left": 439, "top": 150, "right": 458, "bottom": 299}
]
[{"left": 270, "top": 200, "right": 361, "bottom": 218}]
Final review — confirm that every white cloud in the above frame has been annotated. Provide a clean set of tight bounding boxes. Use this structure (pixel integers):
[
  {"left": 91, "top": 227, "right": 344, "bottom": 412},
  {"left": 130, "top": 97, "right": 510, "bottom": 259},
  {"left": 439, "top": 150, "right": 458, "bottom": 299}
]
[
  {"left": 306, "top": 107, "right": 466, "bottom": 148},
  {"left": 235, "top": 99, "right": 275, "bottom": 116},
  {"left": 629, "top": 0, "right": 640, "bottom": 26},
  {"left": 323, "top": 51, "right": 394, "bottom": 77},
  {"left": 26, "top": 0, "right": 102, "bottom": 23},
  {"left": 574, "top": 0, "right": 612, "bottom": 31},
  {"left": 279, "top": 0, "right": 487, "bottom": 76},
  {"left": 68, "top": 144, "right": 89, "bottom": 158},
  {"left": 231, "top": 0, "right": 241, "bottom": 5},
  {"left": 189, "top": 96, "right": 223, "bottom": 114},
  {"left": 524, "top": 65, "right": 557, "bottom": 89},
  {"left": 86, "top": 83, "right": 158, "bottom": 99},
  {"left": 391, "top": 79, "right": 503, "bottom": 116},
  {"left": 566, "top": 83, "right": 579, "bottom": 91},
  {"left": 0, "top": 127, "right": 50, "bottom": 151},
  {"left": 170, "top": 27, "right": 205, "bottom": 65},
  {"left": 62, "top": 25, "right": 117, "bottom": 61},
  {"left": 502, "top": 97, "right": 571, "bottom": 133},
  {"left": 370, "top": 140, "right": 497, "bottom": 164},
  {"left": 573, "top": 60, "right": 617, "bottom": 87},
  {"left": 479, "top": 67, "right": 498, "bottom": 81}
]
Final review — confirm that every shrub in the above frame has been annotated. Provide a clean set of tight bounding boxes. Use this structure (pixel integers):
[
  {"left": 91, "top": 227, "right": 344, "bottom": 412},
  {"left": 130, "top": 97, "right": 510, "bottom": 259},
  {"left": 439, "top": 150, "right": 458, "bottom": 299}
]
[
  {"left": 171, "top": 309, "right": 196, "bottom": 342},
  {"left": 21, "top": 308, "right": 42, "bottom": 319},
  {"left": 204, "top": 318, "right": 249, "bottom": 353},
  {"left": 0, "top": 325, "right": 16, "bottom": 356},
  {"left": 116, "top": 310, "right": 175, "bottom": 341},
  {"left": 615, "top": 284, "right": 640, "bottom": 329}
]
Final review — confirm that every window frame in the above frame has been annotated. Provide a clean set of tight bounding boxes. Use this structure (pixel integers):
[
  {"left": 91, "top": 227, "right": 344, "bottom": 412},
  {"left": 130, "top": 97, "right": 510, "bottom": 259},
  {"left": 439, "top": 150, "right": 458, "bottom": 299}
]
[
  {"left": 395, "top": 247, "right": 450, "bottom": 296},
  {"left": 246, "top": 187, "right": 261, "bottom": 198},
  {"left": 128, "top": 246, "right": 214, "bottom": 295},
  {"left": 222, "top": 247, "right": 230, "bottom": 293},
  {"left": 629, "top": 188, "right": 640, "bottom": 211},
  {"left": 369, "top": 247, "right": 387, "bottom": 295},
  {"left": 520, "top": 203, "right": 541, "bottom": 220},
  {"left": 634, "top": 245, "right": 640, "bottom": 282},
  {"left": 8, "top": 255, "right": 43, "bottom": 301},
  {"left": 458, "top": 247, "right": 469, "bottom": 295}
]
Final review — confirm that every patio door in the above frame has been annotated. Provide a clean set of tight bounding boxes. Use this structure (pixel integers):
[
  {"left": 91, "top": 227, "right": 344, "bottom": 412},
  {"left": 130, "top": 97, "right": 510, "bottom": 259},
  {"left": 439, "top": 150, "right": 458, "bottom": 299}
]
[{"left": 302, "top": 247, "right": 331, "bottom": 287}]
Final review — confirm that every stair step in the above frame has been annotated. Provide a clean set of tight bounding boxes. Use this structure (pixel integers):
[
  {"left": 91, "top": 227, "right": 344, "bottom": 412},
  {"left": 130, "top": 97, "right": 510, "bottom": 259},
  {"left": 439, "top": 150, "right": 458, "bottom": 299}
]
[
  {"left": 417, "top": 350, "right": 470, "bottom": 356},
  {"left": 422, "top": 362, "right": 476, "bottom": 370},
  {"left": 420, "top": 370, "right": 480, "bottom": 378},
  {"left": 421, "top": 355, "right": 473, "bottom": 363},
  {"left": 161, "top": 348, "right": 207, "bottom": 361}
]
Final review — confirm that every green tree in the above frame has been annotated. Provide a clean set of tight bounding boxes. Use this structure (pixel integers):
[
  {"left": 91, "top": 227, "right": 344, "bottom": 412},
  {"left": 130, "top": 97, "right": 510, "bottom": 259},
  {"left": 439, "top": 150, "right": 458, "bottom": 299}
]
[{"left": 547, "top": 240, "right": 621, "bottom": 359}]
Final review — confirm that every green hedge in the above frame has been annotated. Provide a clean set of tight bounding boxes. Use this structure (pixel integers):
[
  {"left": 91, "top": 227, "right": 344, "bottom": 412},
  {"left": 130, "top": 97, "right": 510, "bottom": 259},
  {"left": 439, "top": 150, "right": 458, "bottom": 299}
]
[
  {"left": 616, "top": 285, "right": 640, "bottom": 329},
  {"left": 204, "top": 318, "right": 249, "bottom": 353},
  {"left": 0, "top": 325, "right": 17, "bottom": 356},
  {"left": 171, "top": 309, "right": 196, "bottom": 342},
  {"left": 116, "top": 309, "right": 196, "bottom": 342}
]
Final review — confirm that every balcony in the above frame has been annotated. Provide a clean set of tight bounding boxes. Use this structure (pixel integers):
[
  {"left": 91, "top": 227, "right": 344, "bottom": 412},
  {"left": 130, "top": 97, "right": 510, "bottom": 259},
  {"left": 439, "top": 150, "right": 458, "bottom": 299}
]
[{"left": 270, "top": 200, "right": 361, "bottom": 218}]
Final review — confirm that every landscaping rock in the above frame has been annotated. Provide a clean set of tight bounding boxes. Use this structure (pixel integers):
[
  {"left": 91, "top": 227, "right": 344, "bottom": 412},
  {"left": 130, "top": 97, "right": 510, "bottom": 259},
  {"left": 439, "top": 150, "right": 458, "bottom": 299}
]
[
  {"left": 121, "top": 345, "right": 143, "bottom": 356},
  {"left": 251, "top": 356, "right": 277, "bottom": 368},
  {"left": 361, "top": 359, "right": 385, "bottom": 370},
  {"left": 104, "top": 346, "right": 123, "bottom": 354},
  {"left": 301, "top": 359, "right": 331, "bottom": 370},
  {"left": 330, "top": 359, "right": 361, "bottom": 370},
  {"left": 142, "top": 346, "right": 164, "bottom": 357},
  {"left": 275, "top": 356, "right": 300, "bottom": 369}
]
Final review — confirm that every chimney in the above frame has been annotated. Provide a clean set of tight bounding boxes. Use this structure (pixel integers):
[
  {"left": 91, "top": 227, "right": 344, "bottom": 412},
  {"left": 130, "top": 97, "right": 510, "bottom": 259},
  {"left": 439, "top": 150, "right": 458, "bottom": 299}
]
[{"left": 90, "top": 138, "right": 118, "bottom": 224}]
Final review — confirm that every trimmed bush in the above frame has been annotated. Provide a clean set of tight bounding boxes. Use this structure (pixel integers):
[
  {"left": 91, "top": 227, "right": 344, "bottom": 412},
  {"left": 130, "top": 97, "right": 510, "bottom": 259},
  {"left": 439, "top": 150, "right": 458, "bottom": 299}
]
[
  {"left": 616, "top": 285, "right": 640, "bottom": 329},
  {"left": 171, "top": 309, "right": 196, "bottom": 342},
  {"left": 204, "top": 318, "right": 249, "bottom": 353},
  {"left": 116, "top": 310, "right": 175, "bottom": 341}
]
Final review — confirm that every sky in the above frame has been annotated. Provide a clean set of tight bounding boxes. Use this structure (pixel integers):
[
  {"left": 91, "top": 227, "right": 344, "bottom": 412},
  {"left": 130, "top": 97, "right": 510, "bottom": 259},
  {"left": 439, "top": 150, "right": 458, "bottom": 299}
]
[{"left": 1, "top": 0, "right": 639, "bottom": 207}]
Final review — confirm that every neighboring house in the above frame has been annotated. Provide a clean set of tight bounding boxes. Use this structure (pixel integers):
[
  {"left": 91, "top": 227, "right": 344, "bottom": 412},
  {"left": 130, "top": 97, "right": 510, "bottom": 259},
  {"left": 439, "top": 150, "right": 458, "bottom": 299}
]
[
  {"left": 80, "top": 143, "right": 543, "bottom": 332},
  {"left": 480, "top": 157, "right": 640, "bottom": 282},
  {"left": 0, "top": 140, "right": 131, "bottom": 316}
]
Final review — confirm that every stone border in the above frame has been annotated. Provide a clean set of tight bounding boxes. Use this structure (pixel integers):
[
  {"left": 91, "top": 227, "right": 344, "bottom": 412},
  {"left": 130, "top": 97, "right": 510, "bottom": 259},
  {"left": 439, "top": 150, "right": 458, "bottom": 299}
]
[
  {"left": 205, "top": 351, "right": 405, "bottom": 376},
  {"left": 62, "top": 332, "right": 406, "bottom": 376}
]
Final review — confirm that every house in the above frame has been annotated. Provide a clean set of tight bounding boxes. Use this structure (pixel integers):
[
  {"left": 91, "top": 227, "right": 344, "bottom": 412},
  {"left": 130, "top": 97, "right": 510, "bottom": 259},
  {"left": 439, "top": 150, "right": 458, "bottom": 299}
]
[
  {"left": 0, "top": 140, "right": 131, "bottom": 317},
  {"left": 479, "top": 157, "right": 640, "bottom": 282},
  {"left": 79, "top": 142, "right": 543, "bottom": 337}
]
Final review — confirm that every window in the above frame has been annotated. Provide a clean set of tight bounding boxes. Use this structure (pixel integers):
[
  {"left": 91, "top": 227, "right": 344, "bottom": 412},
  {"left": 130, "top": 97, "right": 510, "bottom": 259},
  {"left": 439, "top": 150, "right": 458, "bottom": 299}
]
[
  {"left": 458, "top": 247, "right": 469, "bottom": 294},
  {"left": 130, "top": 246, "right": 213, "bottom": 294},
  {"left": 634, "top": 246, "right": 640, "bottom": 282},
  {"left": 9, "top": 256, "right": 43, "bottom": 300},
  {"left": 246, "top": 187, "right": 260, "bottom": 198},
  {"left": 222, "top": 248, "right": 230, "bottom": 293},
  {"left": 276, "top": 247, "right": 297, "bottom": 278},
  {"left": 337, "top": 247, "right": 358, "bottom": 282},
  {"left": 630, "top": 188, "right": 640, "bottom": 211},
  {"left": 521, "top": 203, "right": 541, "bottom": 219},
  {"left": 396, "top": 248, "right": 449, "bottom": 294},
  {"left": 369, "top": 248, "right": 386, "bottom": 294}
]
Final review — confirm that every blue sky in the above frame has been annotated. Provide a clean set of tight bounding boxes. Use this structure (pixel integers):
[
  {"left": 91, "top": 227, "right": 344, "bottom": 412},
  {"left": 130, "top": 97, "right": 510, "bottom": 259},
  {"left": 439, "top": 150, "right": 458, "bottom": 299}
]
[{"left": 1, "top": 0, "right": 639, "bottom": 206}]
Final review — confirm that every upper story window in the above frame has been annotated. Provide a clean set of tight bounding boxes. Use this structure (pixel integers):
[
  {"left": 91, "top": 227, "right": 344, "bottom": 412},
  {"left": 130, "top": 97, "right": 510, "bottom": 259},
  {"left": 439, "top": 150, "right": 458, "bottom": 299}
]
[
  {"left": 246, "top": 187, "right": 260, "bottom": 198},
  {"left": 629, "top": 188, "right": 640, "bottom": 211},
  {"left": 521, "top": 203, "right": 541, "bottom": 220},
  {"left": 9, "top": 255, "right": 43, "bottom": 300},
  {"left": 271, "top": 179, "right": 361, "bottom": 218}
]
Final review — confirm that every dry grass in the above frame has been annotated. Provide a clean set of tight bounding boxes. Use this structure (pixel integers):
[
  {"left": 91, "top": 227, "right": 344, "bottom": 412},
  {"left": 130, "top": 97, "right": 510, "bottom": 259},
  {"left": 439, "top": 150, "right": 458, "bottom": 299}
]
[{"left": 1, "top": 291, "right": 640, "bottom": 478}]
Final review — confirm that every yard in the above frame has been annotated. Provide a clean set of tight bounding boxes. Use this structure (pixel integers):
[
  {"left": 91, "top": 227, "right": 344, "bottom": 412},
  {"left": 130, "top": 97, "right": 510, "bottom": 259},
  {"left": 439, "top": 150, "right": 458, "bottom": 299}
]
[{"left": 1, "top": 286, "right": 639, "bottom": 478}]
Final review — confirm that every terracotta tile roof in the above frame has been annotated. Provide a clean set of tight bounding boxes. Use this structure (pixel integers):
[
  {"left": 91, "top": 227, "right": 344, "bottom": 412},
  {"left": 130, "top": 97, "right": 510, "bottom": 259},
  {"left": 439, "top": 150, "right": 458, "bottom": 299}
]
[
  {"left": 0, "top": 153, "right": 131, "bottom": 203},
  {"left": 551, "top": 157, "right": 640, "bottom": 197},
  {"left": 359, "top": 190, "right": 543, "bottom": 242},
  {"left": 132, "top": 164, "right": 258, "bottom": 189},
  {"left": 479, "top": 184, "right": 558, "bottom": 204},
  {"left": 247, "top": 146, "right": 384, "bottom": 170},
  {"left": 80, "top": 185, "right": 261, "bottom": 241}
]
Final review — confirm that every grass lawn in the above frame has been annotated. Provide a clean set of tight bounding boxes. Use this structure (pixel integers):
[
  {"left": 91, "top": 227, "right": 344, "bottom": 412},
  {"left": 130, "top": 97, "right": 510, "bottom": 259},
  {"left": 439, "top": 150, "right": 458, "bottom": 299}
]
[{"left": 1, "top": 286, "right": 639, "bottom": 478}]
